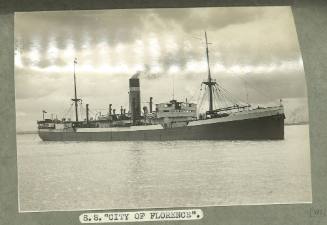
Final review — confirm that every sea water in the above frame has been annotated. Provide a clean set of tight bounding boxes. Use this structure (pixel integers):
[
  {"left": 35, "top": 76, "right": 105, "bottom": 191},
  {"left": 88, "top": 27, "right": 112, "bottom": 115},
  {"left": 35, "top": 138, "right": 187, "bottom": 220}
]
[{"left": 17, "top": 124, "right": 312, "bottom": 212}]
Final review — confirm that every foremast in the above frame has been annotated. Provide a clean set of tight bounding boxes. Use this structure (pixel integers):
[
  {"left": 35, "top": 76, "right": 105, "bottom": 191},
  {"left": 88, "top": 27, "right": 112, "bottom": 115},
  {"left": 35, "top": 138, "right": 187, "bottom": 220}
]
[
  {"left": 72, "top": 58, "right": 81, "bottom": 122},
  {"left": 202, "top": 32, "right": 217, "bottom": 114}
]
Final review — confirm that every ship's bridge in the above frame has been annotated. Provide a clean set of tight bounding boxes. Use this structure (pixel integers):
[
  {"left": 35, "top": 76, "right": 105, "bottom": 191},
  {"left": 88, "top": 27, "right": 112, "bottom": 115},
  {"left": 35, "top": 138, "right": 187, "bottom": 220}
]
[{"left": 156, "top": 100, "right": 197, "bottom": 118}]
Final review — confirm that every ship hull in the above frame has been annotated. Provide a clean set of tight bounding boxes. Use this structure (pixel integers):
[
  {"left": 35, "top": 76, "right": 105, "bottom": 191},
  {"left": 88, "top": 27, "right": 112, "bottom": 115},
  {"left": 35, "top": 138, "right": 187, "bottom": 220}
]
[{"left": 38, "top": 112, "right": 285, "bottom": 141}]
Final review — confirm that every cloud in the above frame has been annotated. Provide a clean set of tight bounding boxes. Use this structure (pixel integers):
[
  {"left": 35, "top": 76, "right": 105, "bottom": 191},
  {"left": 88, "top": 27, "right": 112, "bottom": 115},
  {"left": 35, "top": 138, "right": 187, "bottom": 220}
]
[{"left": 152, "top": 7, "right": 266, "bottom": 32}]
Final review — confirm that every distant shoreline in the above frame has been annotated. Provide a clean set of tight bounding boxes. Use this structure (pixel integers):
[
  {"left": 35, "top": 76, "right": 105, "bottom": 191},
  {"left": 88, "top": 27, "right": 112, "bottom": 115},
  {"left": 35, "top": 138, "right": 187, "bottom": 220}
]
[
  {"left": 285, "top": 122, "right": 309, "bottom": 126},
  {"left": 16, "top": 131, "right": 38, "bottom": 134}
]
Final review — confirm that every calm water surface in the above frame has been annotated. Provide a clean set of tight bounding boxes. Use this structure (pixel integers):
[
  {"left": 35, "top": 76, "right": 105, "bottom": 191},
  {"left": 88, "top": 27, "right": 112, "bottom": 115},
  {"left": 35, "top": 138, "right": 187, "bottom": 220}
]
[{"left": 17, "top": 124, "right": 312, "bottom": 212}]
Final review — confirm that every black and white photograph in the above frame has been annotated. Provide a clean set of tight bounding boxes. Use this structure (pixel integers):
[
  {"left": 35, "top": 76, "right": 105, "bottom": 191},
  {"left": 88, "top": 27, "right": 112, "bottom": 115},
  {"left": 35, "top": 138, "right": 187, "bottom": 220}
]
[{"left": 15, "top": 6, "right": 311, "bottom": 212}]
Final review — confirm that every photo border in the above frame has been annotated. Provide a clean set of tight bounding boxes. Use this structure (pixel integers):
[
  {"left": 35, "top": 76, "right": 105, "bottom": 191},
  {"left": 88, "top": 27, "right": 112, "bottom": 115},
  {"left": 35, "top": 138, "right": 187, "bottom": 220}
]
[{"left": 1, "top": 0, "right": 326, "bottom": 224}]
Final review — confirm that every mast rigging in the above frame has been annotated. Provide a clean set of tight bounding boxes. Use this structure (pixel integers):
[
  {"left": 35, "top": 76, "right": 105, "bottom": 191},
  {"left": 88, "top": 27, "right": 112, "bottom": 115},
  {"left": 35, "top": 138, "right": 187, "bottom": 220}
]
[
  {"left": 202, "top": 31, "right": 216, "bottom": 113},
  {"left": 72, "top": 58, "right": 81, "bottom": 122}
]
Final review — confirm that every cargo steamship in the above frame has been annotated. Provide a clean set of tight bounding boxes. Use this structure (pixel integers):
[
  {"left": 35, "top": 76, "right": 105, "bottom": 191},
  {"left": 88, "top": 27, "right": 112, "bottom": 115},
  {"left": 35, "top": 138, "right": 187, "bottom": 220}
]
[{"left": 37, "top": 33, "right": 285, "bottom": 141}]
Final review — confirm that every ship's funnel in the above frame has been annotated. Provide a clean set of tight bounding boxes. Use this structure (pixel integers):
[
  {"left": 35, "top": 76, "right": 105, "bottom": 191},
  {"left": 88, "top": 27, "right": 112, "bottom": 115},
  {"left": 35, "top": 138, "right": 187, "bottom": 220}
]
[
  {"left": 86, "top": 104, "right": 89, "bottom": 124},
  {"left": 149, "top": 97, "right": 153, "bottom": 113},
  {"left": 109, "top": 104, "right": 112, "bottom": 115},
  {"left": 131, "top": 71, "right": 141, "bottom": 79},
  {"left": 129, "top": 74, "right": 141, "bottom": 124}
]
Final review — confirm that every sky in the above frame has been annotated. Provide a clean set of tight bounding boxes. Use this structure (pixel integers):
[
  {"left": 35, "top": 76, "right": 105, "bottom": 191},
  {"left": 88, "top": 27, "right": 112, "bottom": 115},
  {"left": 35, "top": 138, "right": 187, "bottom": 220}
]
[{"left": 14, "top": 6, "right": 308, "bottom": 131}]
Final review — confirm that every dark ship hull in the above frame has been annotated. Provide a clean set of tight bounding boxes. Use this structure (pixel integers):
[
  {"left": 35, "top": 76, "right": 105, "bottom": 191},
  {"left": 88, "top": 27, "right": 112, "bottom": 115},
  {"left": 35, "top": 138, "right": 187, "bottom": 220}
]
[{"left": 38, "top": 107, "right": 285, "bottom": 141}]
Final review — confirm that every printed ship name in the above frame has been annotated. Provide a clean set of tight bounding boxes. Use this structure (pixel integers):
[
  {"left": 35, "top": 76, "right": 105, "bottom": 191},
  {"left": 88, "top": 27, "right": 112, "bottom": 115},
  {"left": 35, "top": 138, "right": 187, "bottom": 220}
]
[{"left": 37, "top": 32, "right": 285, "bottom": 141}]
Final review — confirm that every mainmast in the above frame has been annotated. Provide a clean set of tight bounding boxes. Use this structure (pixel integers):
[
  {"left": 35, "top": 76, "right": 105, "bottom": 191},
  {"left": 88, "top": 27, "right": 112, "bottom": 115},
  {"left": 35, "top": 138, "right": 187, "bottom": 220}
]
[
  {"left": 72, "top": 58, "right": 81, "bottom": 122},
  {"left": 202, "top": 31, "right": 216, "bottom": 113}
]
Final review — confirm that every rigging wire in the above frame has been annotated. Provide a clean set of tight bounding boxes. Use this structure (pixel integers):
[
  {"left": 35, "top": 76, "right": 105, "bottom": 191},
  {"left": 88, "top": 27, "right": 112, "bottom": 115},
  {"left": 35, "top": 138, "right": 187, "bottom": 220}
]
[
  {"left": 79, "top": 101, "right": 84, "bottom": 121},
  {"left": 217, "top": 83, "right": 249, "bottom": 105},
  {"left": 188, "top": 84, "right": 201, "bottom": 103},
  {"left": 227, "top": 74, "right": 274, "bottom": 103},
  {"left": 217, "top": 87, "right": 233, "bottom": 108},
  {"left": 198, "top": 86, "right": 208, "bottom": 112},
  {"left": 213, "top": 86, "right": 227, "bottom": 108},
  {"left": 61, "top": 103, "right": 74, "bottom": 119},
  {"left": 218, "top": 87, "right": 230, "bottom": 107}
]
